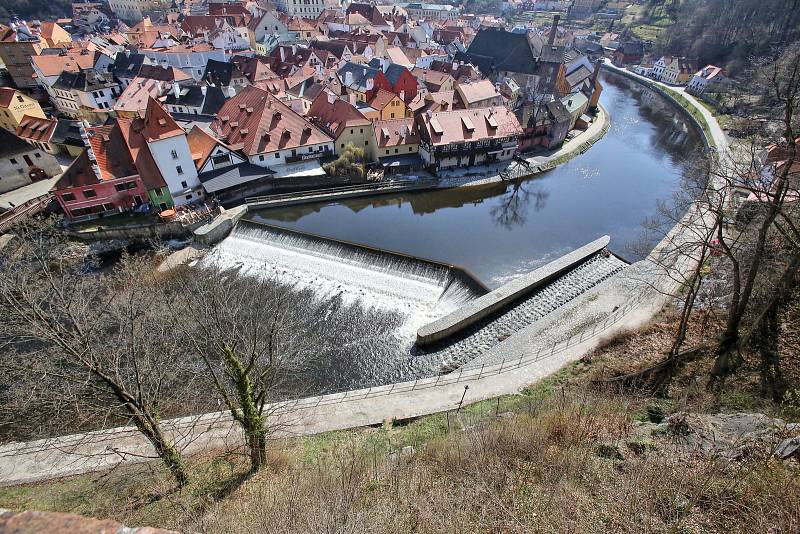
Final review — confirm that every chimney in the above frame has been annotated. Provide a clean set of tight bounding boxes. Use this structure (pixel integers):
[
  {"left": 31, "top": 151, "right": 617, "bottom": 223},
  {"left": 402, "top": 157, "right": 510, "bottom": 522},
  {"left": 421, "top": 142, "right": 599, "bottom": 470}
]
[
  {"left": 366, "top": 78, "right": 374, "bottom": 90},
  {"left": 327, "top": 91, "right": 336, "bottom": 104},
  {"left": 173, "top": 82, "right": 180, "bottom": 100},
  {"left": 399, "top": 89, "right": 404, "bottom": 102},
  {"left": 548, "top": 14, "right": 559, "bottom": 45},
  {"left": 201, "top": 85, "right": 207, "bottom": 96},
  {"left": 279, "top": 46, "right": 285, "bottom": 62},
  {"left": 349, "top": 92, "right": 356, "bottom": 105},
  {"left": 344, "top": 70, "right": 353, "bottom": 86}
]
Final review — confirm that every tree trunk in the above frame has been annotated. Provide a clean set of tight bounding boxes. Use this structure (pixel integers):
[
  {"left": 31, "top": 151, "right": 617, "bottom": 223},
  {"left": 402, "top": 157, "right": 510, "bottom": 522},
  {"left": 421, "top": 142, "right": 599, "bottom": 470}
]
[
  {"left": 223, "top": 347, "right": 269, "bottom": 473},
  {"left": 756, "top": 300, "right": 785, "bottom": 402},
  {"left": 132, "top": 414, "right": 190, "bottom": 487}
]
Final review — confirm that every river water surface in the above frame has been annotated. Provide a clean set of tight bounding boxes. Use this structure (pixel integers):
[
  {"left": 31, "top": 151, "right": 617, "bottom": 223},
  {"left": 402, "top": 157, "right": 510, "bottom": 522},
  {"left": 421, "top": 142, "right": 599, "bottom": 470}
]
[{"left": 249, "top": 73, "right": 704, "bottom": 289}]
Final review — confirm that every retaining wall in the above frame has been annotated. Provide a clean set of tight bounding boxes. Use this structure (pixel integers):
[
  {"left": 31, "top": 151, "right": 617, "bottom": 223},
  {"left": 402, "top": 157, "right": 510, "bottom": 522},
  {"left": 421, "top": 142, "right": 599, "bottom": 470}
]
[
  {"left": 66, "top": 222, "right": 190, "bottom": 242},
  {"left": 416, "top": 236, "right": 612, "bottom": 345}
]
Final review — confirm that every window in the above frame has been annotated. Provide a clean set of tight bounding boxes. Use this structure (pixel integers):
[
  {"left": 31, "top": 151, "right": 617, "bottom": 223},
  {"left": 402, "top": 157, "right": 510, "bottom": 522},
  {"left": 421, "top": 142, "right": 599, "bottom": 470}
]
[
  {"left": 181, "top": 181, "right": 188, "bottom": 188},
  {"left": 102, "top": 203, "right": 114, "bottom": 211},
  {"left": 395, "top": 148, "right": 399, "bottom": 153},
  {"left": 308, "top": 147, "right": 313, "bottom": 153},
  {"left": 275, "top": 153, "right": 280, "bottom": 159},
  {"left": 176, "top": 165, "right": 183, "bottom": 175},
  {"left": 83, "top": 189, "right": 97, "bottom": 198},
  {"left": 364, "top": 141, "right": 368, "bottom": 146},
  {"left": 9, "top": 158, "right": 17, "bottom": 164},
  {"left": 171, "top": 149, "right": 178, "bottom": 159},
  {"left": 34, "top": 152, "right": 40, "bottom": 158},
  {"left": 114, "top": 181, "right": 136, "bottom": 192},
  {"left": 259, "top": 154, "right": 264, "bottom": 161},
  {"left": 16, "top": 95, "right": 23, "bottom": 103},
  {"left": 185, "top": 194, "right": 192, "bottom": 200},
  {"left": 62, "top": 192, "right": 76, "bottom": 202},
  {"left": 214, "top": 154, "right": 231, "bottom": 166}
]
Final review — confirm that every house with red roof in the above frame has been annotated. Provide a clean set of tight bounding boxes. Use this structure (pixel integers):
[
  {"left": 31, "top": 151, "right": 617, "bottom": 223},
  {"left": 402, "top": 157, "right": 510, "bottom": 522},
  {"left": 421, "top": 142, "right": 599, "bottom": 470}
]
[
  {"left": 687, "top": 65, "right": 728, "bottom": 95},
  {"left": 52, "top": 122, "right": 151, "bottom": 220},
  {"left": 416, "top": 106, "right": 523, "bottom": 171},
  {"left": 373, "top": 63, "right": 418, "bottom": 103},
  {"left": 211, "top": 86, "right": 334, "bottom": 169},
  {"left": 307, "top": 91, "right": 374, "bottom": 158},
  {"left": 53, "top": 98, "right": 205, "bottom": 220}
]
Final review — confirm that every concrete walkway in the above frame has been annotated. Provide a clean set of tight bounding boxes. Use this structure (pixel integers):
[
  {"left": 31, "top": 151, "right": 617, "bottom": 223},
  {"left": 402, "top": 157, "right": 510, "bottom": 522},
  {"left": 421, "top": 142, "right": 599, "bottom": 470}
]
[{"left": 0, "top": 75, "right": 726, "bottom": 487}]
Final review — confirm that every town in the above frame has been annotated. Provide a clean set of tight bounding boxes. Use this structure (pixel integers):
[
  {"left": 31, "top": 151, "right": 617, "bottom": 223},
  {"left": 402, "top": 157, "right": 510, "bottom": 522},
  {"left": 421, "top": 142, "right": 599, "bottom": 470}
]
[
  {"left": 0, "top": 0, "right": 705, "bottom": 229},
  {"left": 0, "top": 1, "right": 799, "bottom": 533}
]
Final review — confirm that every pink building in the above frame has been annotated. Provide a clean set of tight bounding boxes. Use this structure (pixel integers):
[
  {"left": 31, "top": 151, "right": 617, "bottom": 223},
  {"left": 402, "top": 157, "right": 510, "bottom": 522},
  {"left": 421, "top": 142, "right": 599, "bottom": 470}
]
[{"left": 53, "top": 122, "right": 149, "bottom": 220}]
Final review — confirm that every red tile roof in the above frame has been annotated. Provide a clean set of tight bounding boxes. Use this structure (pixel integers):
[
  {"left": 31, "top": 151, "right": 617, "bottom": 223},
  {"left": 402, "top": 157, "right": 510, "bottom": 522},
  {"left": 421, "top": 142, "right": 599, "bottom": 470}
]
[
  {"left": 373, "top": 118, "right": 419, "bottom": 148},
  {"left": 142, "top": 97, "right": 184, "bottom": 142},
  {"left": 86, "top": 124, "right": 139, "bottom": 181},
  {"left": 211, "top": 86, "right": 333, "bottom": 156},
  {"left": 0, "top": 87, "right": 19, "bottom": 108},
  {"left": 369, "top": 88, "right": 402, "bottom": 111},
  {"left": 16, "top": 115, "right": 57, "bottom": 143},
  {"left": 307, "top": 91, "right": 369, "bottom": 137},
  {"left": 117, "top": 117, "right": 168, "bottom": 189},
  {"left": 186, "top": 125, "right": 220, "bottom": 169},
  {"left": 418, "top": 106, "right": 522, "bottom": 147}
]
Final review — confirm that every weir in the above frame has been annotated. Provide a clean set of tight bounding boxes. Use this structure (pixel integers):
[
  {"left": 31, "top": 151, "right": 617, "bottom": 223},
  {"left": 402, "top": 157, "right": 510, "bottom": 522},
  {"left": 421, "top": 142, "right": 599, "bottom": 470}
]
[{"left": 201, "top": 220, "right": 488, "bottom": 320}]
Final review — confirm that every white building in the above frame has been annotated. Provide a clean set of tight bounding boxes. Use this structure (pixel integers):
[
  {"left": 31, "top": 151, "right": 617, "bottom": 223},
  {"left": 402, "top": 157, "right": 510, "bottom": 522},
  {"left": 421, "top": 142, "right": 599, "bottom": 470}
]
[
  {"left": 107, "top": 0, "right": 171, "bottom": 23},
  {"left": 274, "top": 0, "right": 326, "bottom": 18},
  {"left": 401, "top": 3, "right": 460, "bottom": 21},
  {"left": 141, "top": 98, "right": 204, "bottom": 205},
  {"left": 139, "top": 45, "right": 229, "bottom": 80},
  {"left": 687, "top": 65, "right": 727, "bottom": 95}
]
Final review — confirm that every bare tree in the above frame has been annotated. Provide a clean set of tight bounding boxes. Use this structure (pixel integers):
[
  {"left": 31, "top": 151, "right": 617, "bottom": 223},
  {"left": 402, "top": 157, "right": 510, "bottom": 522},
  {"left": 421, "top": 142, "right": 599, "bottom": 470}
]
[
  {"left": 708, "top": 45, "right": 800, "bottom": 388},
  {"left": 0, "top": 221, "right": 194, "bottom": 487}
]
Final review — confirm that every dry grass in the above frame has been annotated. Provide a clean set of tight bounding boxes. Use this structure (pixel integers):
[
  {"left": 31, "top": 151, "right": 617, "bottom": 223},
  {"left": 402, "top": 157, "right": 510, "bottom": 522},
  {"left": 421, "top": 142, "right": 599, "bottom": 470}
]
[{"left": 194, "top": 389, "right": 799, "bottom": 533}]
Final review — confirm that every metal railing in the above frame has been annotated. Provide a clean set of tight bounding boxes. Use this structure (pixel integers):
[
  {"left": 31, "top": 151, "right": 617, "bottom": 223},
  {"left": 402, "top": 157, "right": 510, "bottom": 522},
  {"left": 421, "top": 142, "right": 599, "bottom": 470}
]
[{"left": 0, "top": 194, "right": 53, "bottom": 234}]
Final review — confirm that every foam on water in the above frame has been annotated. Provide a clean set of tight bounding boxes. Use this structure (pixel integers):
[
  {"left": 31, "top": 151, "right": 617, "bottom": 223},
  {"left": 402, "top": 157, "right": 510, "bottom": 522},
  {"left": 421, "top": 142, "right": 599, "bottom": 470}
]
[{"left": 200, "top": 221, "right": 485, "bottom": 342}]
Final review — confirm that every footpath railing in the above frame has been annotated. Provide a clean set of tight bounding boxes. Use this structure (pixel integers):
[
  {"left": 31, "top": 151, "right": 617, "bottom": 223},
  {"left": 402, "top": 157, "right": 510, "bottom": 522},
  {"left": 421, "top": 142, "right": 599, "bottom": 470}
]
[
  {"left": 245, "top": 178, "right": 440, "bottom": 206},
  {"left": 0, "top": 194, "right": 53, "bottom": 234}
]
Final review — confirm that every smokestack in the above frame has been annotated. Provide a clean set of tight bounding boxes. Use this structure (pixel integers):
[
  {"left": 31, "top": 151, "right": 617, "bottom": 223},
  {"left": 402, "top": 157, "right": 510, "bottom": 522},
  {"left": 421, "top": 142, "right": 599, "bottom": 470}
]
[{"left": 548, "top": 14, "right": 559, "bottom": 45}]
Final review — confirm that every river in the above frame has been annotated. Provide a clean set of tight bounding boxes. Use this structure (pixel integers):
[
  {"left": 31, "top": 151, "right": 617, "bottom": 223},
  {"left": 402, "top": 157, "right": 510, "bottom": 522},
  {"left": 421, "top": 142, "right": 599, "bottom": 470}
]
[{"left": 248, "top": 72, "right": 704, "bottom": 289}]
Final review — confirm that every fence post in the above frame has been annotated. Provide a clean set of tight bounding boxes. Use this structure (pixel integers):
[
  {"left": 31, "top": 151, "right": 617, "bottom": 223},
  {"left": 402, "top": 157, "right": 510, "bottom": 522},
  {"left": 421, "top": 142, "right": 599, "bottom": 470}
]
[
  {"left": 478, "top": 363, "right": 485, "bottom": 379},
  {"left": 411, "top": 379, "right": 418, "bottom": 391}
]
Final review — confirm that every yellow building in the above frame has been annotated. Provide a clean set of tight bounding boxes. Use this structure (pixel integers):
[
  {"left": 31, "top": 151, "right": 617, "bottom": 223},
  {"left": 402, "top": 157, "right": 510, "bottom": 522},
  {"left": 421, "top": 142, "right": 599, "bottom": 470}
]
[
  {"left": 369, "top": 89, "right": 410, "bottom": 120},
  {"left": 0, "top": 87, "right": 46, "bottom": 133}
]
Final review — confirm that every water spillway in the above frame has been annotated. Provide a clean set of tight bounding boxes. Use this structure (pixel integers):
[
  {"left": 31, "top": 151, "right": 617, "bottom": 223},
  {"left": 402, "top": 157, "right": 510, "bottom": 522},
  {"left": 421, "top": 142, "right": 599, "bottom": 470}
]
[{"left": 201, "top": 220, "right": 488, "bottom": 334}]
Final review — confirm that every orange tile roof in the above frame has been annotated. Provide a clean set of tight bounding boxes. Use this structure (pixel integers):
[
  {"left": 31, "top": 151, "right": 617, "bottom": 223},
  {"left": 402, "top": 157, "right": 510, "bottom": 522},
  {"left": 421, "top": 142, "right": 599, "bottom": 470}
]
[
  {"left": 142, "top": 97, "right": 184, "bottom": 142},
  {"left": 186, "top": 125, "right": 219, "bottom": 169},
  {"left": 373, "top": 118, "right": 419, "bottom": 148},
  {"left": 16, "top": 115, "right": 57, "bottom": 143},
  {"left": 211, "top": 85, "right": 333, "bottom": 156},
  {"left": 117, "top": 117, "right": 167, "bottom": 189},
  {"left": 31, "top": 52, "right": 96, "bottom": 77},
  {"left": 369, "top": 88, "right": 402, "bottom": 111},
  {"left": 86, "top": 124, "right": 139, "bottom": 181},
  {"left": 419, "top": 106, "right": 522, "bottom": 147},
  {"left": 307, "top": 91, "right": 369, "bottom": 137}
]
